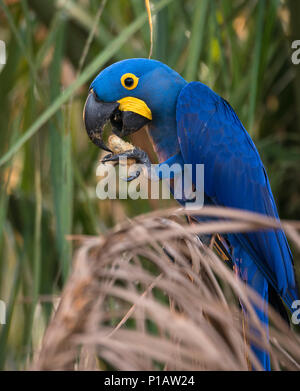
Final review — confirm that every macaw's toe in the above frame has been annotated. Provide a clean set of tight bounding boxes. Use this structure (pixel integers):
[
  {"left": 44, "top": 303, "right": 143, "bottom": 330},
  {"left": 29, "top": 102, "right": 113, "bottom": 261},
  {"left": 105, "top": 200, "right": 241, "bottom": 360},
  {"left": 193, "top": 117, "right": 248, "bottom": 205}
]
[{"left": 101, "top": 147, "right": 152, "bottom": 182}]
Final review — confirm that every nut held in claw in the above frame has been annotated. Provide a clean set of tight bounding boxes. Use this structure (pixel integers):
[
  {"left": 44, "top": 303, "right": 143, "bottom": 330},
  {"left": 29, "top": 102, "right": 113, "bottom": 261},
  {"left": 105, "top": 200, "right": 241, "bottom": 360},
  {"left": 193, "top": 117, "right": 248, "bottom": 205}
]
[{"left": 107, "top": 135, "right": 136, "bottom": 166}]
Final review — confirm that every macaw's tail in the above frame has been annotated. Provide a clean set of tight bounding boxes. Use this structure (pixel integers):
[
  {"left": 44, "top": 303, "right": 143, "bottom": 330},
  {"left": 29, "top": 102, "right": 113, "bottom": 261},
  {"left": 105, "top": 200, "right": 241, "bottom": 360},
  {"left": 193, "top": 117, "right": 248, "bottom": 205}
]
[{"left": 234, "top": 246, "right": 271, "bottom": 371}]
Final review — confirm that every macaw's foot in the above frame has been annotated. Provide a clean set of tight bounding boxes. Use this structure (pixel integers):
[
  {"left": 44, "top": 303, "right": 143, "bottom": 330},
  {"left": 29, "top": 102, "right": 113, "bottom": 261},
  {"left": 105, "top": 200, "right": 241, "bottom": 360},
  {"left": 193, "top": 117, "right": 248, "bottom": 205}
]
[{"left": 101, "top": 147, "right": 151, "bottom": 182}]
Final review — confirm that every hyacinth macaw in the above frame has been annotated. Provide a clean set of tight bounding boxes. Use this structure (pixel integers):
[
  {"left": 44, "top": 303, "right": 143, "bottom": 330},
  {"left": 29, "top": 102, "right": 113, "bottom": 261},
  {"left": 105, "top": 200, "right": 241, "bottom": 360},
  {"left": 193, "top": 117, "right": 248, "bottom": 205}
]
[{"left": 83, "top": 58, "right": 299, "bottom": 370}]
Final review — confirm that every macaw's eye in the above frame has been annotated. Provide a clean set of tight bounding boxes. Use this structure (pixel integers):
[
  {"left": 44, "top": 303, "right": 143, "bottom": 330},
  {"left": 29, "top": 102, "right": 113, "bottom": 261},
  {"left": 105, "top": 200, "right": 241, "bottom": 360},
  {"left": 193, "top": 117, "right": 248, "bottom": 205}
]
[
  {"left": 124, "top": 77, "right": 134, "bottom": 87},
  {"left": 121, "top": 73, "right": 139, "bottom": 90}
]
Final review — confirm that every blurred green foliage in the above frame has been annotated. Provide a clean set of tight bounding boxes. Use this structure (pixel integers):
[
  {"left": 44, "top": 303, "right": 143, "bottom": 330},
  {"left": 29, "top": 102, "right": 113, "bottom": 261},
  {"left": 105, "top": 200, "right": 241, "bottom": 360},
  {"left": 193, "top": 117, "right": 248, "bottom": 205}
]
[{"left": 0, "top": 0, "right": 299, "bottom": 370}]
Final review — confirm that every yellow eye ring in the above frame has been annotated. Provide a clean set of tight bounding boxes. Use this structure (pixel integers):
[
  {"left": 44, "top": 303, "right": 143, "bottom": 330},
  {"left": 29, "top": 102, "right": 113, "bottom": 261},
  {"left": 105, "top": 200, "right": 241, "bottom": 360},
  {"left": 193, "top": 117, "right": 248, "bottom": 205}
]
[{"left": 121, "top": 73, "right": 139, "bottom": 90}]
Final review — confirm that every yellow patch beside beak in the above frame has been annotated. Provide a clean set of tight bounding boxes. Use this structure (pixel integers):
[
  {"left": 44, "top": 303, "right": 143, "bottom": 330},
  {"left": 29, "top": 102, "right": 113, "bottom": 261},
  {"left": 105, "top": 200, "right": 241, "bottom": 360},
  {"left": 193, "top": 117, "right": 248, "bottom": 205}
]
[{"left": 117, "top": 97, "right": 152, "bottom": 120}]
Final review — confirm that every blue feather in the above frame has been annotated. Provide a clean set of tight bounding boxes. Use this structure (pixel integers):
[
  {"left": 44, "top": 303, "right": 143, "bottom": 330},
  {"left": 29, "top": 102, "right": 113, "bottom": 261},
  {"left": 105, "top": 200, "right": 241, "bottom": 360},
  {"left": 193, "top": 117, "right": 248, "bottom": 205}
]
[
  {"left": 176, "top": 81, "right": 298, "bottom": 310},
  {"left": 176, "top": 82, "right": 299, "bottom": 370}
]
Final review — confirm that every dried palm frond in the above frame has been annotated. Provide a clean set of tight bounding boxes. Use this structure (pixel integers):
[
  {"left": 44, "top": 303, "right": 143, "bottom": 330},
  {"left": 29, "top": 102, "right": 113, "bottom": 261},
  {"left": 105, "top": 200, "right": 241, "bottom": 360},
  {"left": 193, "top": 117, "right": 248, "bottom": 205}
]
[{"left": 32, "top": 207, "right": 300, "bottom": 371}]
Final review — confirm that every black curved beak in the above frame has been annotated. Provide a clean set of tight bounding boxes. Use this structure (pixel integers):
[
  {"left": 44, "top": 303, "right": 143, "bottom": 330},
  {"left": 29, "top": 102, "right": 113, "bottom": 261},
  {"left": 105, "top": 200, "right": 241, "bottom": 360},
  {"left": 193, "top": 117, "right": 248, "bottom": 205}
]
[
  {"left": 83, "top": 90, "right": 151, "bottom": 152},
  {"left": 83, "top": 90, "right": 119, "bottom": 152}
]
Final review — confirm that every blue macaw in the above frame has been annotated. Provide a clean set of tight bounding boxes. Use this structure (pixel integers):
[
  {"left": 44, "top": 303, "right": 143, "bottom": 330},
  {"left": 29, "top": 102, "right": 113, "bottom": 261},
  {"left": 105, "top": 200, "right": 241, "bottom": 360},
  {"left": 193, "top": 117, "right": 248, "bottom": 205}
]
[{"left": 83, "top": 58, "right": 299, "bottom": 370}]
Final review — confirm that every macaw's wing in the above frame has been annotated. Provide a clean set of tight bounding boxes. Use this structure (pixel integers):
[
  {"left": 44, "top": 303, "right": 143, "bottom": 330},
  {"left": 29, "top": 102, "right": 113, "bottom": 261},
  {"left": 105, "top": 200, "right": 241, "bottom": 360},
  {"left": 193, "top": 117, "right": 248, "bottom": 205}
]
[{"left": 176, "top": 81, "right": 298, "bottom": 311}]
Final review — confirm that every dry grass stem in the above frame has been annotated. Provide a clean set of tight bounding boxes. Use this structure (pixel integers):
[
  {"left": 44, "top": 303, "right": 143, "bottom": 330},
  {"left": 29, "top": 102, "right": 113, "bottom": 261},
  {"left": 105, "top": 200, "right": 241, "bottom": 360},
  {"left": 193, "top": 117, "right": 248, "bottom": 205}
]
[{"left": 32, "top": 207, "right": 300, "bottom": 371}]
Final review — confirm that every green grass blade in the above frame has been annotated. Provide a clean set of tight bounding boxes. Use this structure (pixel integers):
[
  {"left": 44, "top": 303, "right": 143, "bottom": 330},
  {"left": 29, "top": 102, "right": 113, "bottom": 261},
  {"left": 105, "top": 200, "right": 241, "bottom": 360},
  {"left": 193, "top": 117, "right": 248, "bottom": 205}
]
[
  {"left": 184, "top": 0, "right": 210, "bottom": 81},
  {"left": 248, "top": 0, "right": 266, "bottom": 134}
]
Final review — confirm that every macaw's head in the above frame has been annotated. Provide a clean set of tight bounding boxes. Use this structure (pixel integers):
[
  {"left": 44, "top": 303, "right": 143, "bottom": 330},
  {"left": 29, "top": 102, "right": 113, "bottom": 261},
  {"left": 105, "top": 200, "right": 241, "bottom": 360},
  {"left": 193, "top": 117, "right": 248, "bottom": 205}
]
[{"left": 83, "top": 58, "right": 186, "bottom": 154}]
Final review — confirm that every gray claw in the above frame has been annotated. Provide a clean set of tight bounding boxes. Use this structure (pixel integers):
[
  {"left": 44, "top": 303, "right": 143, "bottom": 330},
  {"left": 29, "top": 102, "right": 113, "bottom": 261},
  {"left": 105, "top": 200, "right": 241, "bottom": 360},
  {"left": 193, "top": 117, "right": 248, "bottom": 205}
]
[
  {"left": 101, "top": 147, "right": 151, "bottom": 181},
  {"left": 101, "top": 153, "right": 119, "bottom": 163},
  {"left": 120, "top": 170, "right": 141, "bottom": 182}
]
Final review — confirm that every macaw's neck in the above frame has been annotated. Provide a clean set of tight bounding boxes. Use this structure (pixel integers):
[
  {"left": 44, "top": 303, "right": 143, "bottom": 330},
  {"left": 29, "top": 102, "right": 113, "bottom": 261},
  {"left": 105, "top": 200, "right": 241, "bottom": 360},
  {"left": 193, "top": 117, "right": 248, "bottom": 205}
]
[
  {"left": 145, "top": 70, "right": 187, "bottom": 163},
  {"left": 147, "top": 120, "right": 179, "bottom": 162},
  {"left": 147, "top": 90, "right": 187, "bottom": 162}
]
